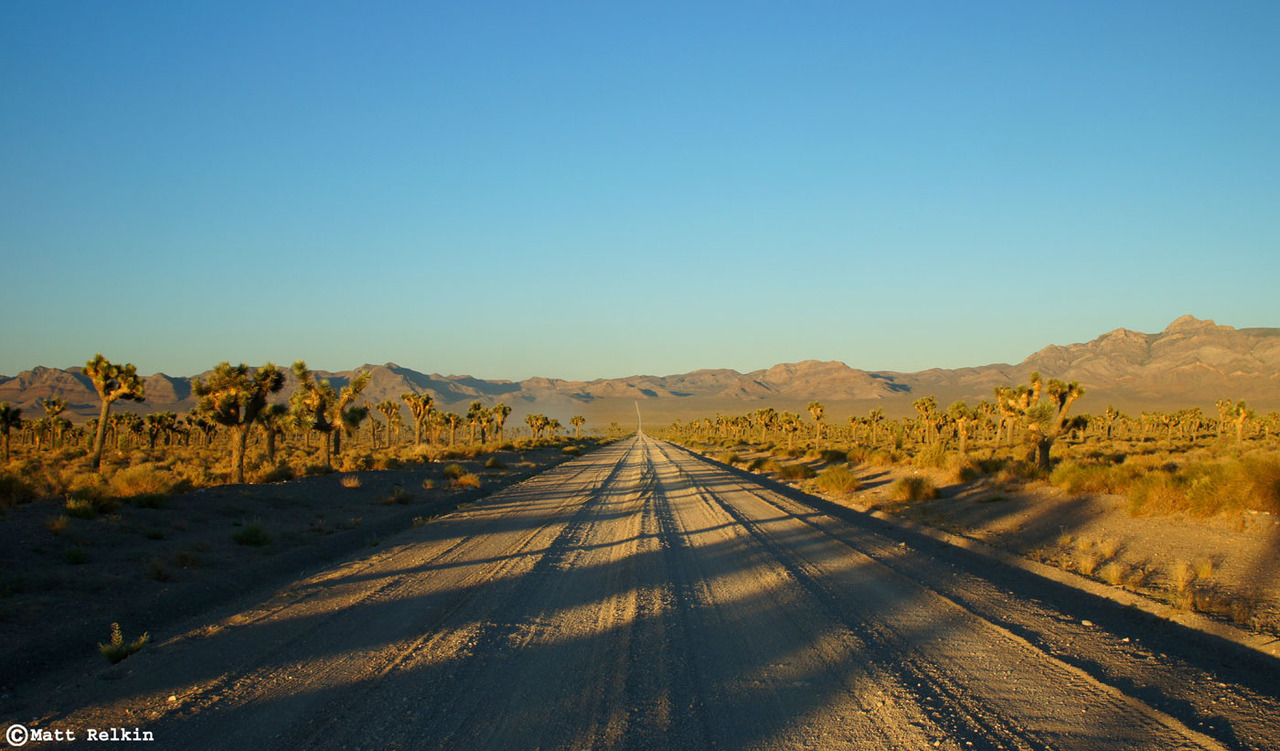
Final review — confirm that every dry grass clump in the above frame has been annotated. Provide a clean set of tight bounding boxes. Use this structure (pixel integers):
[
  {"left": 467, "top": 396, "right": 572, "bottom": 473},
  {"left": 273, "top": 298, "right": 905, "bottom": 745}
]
[
  {"left": 869, "top": 449, "right": 901, "bottom": 467},
  {"left": 1170, "top": 559, "right": 1197, "bottom": 593},
  {"left": 1099, "top": 561, "right": 1127, "bottom": 586},
  {"left": 339, "top": 474, "right": 362, "bottom": 489},
  {"left": 484, "top": 456, "right": 508, "bottom": 470},
  {"left": 777, "top": 463, "right": 817, "bottom": 481},
  {"left": 815, "top": 465, "right": 861, "bottom": 496},
  {"left": 453, "top": 473, "right": 481, "bottom": 489},
  {"left": 889, "top": 476, "right": 938, "bottom": 502},
  {"left": 716, "top": 452, "right": 741, "bottom": 466},
  {"left": 108, "top": 463, "right": 182, "bottom": 504}
]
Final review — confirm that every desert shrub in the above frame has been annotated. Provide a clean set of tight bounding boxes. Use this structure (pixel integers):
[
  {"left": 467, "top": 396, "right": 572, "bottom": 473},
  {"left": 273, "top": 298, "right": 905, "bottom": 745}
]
[
  {"left": 99, "top": 622, "right": 149, "bottom": 664},
  {"left": 777, "top": 463, "right": 816, "bottom": 481},
  {"left": 747, "top": 458, "right": 774, "bottom": 473},
  {"left": 453, "top": 473, "right": 481, "bottom": 489},
  {"left": 302, "top": 463, "right": 333, "bottom": 477},
  {"left": 421, "top": 478, "right": 437, "bottom": 490},
  {"left": 484, "top": 456, "right": 508, "bottom": 470},
  {"left": 372, "top": 455, "right": 403, "bottom": 471},
  {"left": 845, "top": 447, "right": 869, "bottom": 465},
  {"left": 388, "top": 486, "right": 412, "bottom": 504},
  {"left": 442, "top": 463, "right": 467, "bottom": 480},
  {"left": 0, "top": 472, "right": 37, "bottom": 509},
  {"left": 233, "top": 522, "right": 272, "bottom": 547},
  {"left": 45, "top": 514, "right": 70, "bottom": 535},
  {"left": 339, "top": 452, "right": 373, "bottom": 472},
  {"left": 340, "top": 474, "right": 362, "bottom": 489},
  {"left": 562, "top": 445, "right": 582, "bottom": 456},
  {"left": 946, "top": 453, "right": 980, "bottom": 483},
  {"left": 717, "top": 452, "right": 741, "bottom": 466},
  {"left": 1128, "top": 455, "right": 1280, "bottom": 517},
  {"left": 995, "top": 460, "right": 1044, "bottom": 486},
  {"left": 816, "top": 465, "right": 861, "bottom": 496},
  {"left": 1074, "top": 552, "right": 1101, "bottom": 577},
  {"left": 869, "top": 449, "right": 901, "bottom": 467},
  {"left": 109, "top": 463, "right": 181, "bottom": 503},
  {"left": 911, "top": 444, "right": 948, "bottom": 470},
  {"left": 1170, "top": 560, "right": 1196, "bottom": 592},
  {"left": 172, "top": 551, "right": 203, "bottom": 569},
  {"left": 496, "top": 442, "right": 516, "bottom": 451},
  {"left": 889, "top": 476, "right": 938, "bottom": 502},
  {"left": 818, "top": 449, "right": 848, "bottom": 464},
  {"left": 254, "top": 463, "right": 296, "bottom": 484}
]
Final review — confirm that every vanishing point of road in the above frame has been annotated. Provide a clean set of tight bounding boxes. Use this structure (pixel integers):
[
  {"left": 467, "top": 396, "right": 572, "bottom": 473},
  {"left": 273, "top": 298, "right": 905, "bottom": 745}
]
[{"left": 28, "top": 436, "right": 1280, "bottom": 749}]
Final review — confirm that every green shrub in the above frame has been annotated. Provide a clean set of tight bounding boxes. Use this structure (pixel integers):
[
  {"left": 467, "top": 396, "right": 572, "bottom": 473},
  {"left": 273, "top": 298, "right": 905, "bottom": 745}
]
[
  {"left": 889, "top": 476, "right": 938, "bottom": 502},
  {"left": 816, "top": 465, "right": 861, "bottom": 496},
  {"left": 232, "top": 522, "right": 272, "bottom": 547},
  {"left": 98, "top": 622, "right": 149, "bottom": 664}
]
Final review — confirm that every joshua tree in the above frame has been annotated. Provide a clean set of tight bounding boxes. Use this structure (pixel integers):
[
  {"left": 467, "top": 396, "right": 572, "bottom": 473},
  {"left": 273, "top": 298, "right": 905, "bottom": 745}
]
[
  {"left": 256, "top": 404, "right": 290, "bottom": 464},
  {"left": 193, "top": 362, "right": 286, "bottom": 483},
  {"left": 491, "top": 402, "right": 512, "bottom": 442},
  {"left": 401, "top": 392, "right": 435, "bottom": 445},
  {"left": 912, "top": 396, "right": 940, "bottom": 445},
  {"left": 996, "top": 372, "right": 1085, "bottom": 470},
  {"left": 443, "top": 412, "right": 462, "bottom": 447},
  {"left": 466, "top": 401, "right": 487, "bottom": 444},
  {"left": 290, "top": 361, "right": 370, "bottom": 467},
  {"left": 778, "top": 411, "right": 803, "bottom": 450},
  {"left": 807, "top": 401, "right": 826, "bottom": 440},
  {"left": 0, "top": 402, "right": 21, "bottom": 461},
  {"left": 753, "top": 407, "right": 777, "bottom": 442},
  {"left": 946, "top": 401, "right": 975, "bottom": 454},
  {"left": 570, "top": 415, "right": 586, "bottom": 438},
  {"left": 40, "top": 397, "right": 67, "bottom": 448},
  {"left": 375, "top": 399, "right": 403, "bottom": 447},
  {"left": 144, "top": 411, "right": 177, "bottom": 449},
  {"left": 84, "top": 354, "right": 146, "bottom": 470},
  {"left": 1227, "top": 400, "right": 1256, "bottom": 444}
]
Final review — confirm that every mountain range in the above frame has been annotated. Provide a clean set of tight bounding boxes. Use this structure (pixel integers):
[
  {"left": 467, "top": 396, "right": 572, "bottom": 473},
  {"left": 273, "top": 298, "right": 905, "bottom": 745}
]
[{"left": 2, "top": 316, "right": 1276, "bottom": 426}]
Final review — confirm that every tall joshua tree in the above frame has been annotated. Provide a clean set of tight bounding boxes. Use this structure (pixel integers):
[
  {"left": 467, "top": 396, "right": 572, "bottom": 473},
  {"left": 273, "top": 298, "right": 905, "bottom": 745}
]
[
  {"left": 807, "top": 401, "right": 825, "bottom": 441},
  {"left": 401, "top": 392, "right": 435, "bottom": 445},
  {"left": 946, "top": 401, "right": 975, "bottom": 454},
  {"left": 256, "top": 404, "right": 290, "bottom": 464},
  {"left": 570, "top": 415, "right": 586, "bottom": 438},
  {"left": 996, "top": 372, "right": 1085, "bottom": 470},
  {"left": 491, "top": 402, "right": 512, "bottom": 442},
  {"left": 290, "top": 361, "right": 370, "bottom": 467},
  {"left": 84, "top": 354, "right": 146, "bottom": 470},
  {"left": 375, "top": 399, "right": 402, "bottom": 447},
  {"left": 193, "top": 362, "right": 286, "bottom": 483},
  {"left": 466, "top": 401, "right": 487, "bottom": 444},
  {"left": 40, "top": 397, "right": 67, "bottom": 448},
  {"left": 0, "top": 402, "right": 21, "bottom": 462}
]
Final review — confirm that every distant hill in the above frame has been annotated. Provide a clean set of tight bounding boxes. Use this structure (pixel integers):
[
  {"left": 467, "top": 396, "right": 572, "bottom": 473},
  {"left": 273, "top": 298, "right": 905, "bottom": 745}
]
[{"left": 2, "top": 316, "right": 1276, "bottom": 425}]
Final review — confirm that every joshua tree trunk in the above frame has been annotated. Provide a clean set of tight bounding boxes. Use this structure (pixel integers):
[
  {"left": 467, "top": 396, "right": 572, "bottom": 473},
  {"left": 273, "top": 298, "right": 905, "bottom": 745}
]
[
  {"left": 90, "top": 400, "right": 111, "bottom": 470},
  {"left": 231, "top": 424, "right": 251, "bottom": 484}
]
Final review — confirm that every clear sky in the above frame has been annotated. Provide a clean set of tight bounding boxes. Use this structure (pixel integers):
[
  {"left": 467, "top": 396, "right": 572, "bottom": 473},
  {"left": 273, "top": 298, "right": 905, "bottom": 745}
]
[{"left": 2, "top": 2, "right": 1277, "bottom": 380}]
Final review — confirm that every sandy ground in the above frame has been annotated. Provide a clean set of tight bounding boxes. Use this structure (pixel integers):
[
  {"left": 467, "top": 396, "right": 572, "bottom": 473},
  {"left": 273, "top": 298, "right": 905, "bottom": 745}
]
[{"left": 4, "top": 435, "right": 1278, "bottom": 750}]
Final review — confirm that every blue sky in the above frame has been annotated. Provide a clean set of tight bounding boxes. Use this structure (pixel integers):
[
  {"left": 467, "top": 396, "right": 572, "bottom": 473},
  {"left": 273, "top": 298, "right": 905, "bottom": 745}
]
[{"left": 3, "top": 2, "right": 1277, "bottom": 380}]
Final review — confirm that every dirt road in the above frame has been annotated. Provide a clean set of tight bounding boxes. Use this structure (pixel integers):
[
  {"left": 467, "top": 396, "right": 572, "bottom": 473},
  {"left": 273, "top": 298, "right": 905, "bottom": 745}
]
[{"left": 13, "top": 436, "right": 1280, "bottom": 749}]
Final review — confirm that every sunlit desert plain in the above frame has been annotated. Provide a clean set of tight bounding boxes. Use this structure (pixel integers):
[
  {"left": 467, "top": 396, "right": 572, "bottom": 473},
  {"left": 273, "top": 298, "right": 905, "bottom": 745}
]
[{"left": 1, "top": 316, "right": 1278, "bottom": 749}]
